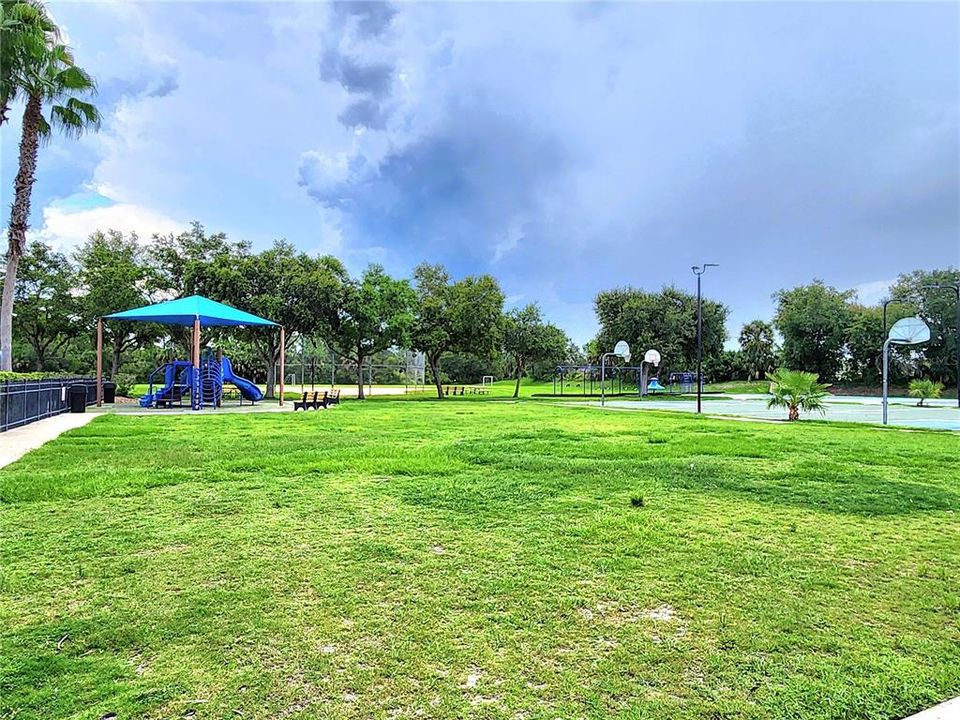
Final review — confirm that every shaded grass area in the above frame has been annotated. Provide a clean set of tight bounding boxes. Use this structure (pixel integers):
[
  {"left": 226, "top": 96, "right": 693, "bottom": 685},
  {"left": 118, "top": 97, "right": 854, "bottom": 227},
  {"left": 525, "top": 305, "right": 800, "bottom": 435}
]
[{"left": 1, "top": 401, "right": 958, "bottom": 719}]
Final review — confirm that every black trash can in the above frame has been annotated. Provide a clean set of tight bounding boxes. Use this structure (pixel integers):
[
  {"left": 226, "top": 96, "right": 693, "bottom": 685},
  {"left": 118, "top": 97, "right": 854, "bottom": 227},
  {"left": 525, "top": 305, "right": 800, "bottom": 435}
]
[
  {"left": 102, "top": 381, "right": 116, "bottom": 404},
  {"left": 68, "top": 385, "right": 87, "bottom": 413}
]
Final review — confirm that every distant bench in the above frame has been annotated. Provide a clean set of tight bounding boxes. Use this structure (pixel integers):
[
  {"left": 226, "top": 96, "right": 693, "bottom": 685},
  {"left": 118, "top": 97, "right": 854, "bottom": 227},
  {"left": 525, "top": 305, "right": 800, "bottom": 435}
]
[
  {"left": 293, "top": 389, "right": 341, "bottom": 410},
  {"left": 442, "top": 385, "right": 489, "bottom": 396}
]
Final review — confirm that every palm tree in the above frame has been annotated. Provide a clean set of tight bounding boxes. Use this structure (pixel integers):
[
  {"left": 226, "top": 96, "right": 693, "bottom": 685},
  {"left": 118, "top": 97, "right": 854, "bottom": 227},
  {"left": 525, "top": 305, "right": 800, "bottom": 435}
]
[
  {"left": 0, "top": 0, "right": 58, "bottom": 126},
  {"left": 766, "top": 368, "right": 828, "bottom": 421},
  {"left": 908, "top": 378, "right": 943, "bottom": 408},
  {"left": 738, "top": 319, "right": 776, "bottom": 380},
  {"left": 1, "top": 36, "right": 99, "bottom": 370}
]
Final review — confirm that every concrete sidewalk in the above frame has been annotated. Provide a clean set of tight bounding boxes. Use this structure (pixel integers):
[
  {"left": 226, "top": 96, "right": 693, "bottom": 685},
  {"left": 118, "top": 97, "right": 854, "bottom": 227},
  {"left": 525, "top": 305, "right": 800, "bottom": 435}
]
[
  {"left": 0, "top": 412, "right": 98, "bottom": 470},
  {"left": 905, "top": 697, "right": 960, "bottom": 719}
]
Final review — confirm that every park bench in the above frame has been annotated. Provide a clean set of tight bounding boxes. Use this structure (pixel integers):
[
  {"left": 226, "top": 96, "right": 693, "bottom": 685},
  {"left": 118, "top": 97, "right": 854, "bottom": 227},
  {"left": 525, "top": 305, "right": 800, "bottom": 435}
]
[
  {"left": 326, "top": 389, "right": 341, "bottom": 405},
  {"left": 294, "top": 391, "right": 320, "bottom": 411}
]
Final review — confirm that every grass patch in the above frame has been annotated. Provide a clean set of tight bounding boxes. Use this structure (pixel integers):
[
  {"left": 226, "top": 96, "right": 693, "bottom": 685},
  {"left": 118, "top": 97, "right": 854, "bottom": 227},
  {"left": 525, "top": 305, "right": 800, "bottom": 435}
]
[{"left": 1, "top": 401, "right": 958, "bottom": 718}]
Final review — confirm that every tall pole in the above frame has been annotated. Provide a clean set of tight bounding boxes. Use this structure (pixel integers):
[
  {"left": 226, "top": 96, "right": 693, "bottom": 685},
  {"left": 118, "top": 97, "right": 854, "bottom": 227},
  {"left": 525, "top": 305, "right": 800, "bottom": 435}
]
[
  {"left": 193, "top": 316, "right": 200, "bottom": 410},
  {"left": 279, "top": 326, "right": 285, "bottom": 407},
  {"left": 882, "top": 338, "right": 891, "bottom": 425},
  {"left": 696, "top": 272, "right": 702, "bottom": 414},
  {"left": 601, "top": 353, "right": 607, "bottom": 407},
  {"left": 692, "top": 263, "right": 717, "bottom": 413},
  {"left": 96, "top": 318, "right": 103, "bottom": 406}
]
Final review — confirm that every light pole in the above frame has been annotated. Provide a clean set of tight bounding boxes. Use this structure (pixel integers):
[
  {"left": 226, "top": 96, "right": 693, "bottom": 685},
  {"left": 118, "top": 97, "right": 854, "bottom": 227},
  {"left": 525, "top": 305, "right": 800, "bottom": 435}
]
[
  {"left": 921, "top": 282, "right": 960, "bottom": 408},
  {"left": 692, "top": 263, "right": 718, "bottom": 414},
  {"left": 882, "top": 296, "right": 915, "bottom": 337}
]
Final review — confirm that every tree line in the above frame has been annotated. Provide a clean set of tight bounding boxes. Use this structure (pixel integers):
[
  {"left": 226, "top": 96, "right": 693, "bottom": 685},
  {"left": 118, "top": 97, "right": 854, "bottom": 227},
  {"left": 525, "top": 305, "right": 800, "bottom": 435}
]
[
  {"left": 7, "top": 223, "right": 956, "bottom": 396},
  {"left": 590, "top": 270, "right": 957, "bottom": 391},
  {"left": 5, "top": 224, "right": 578, "bottom": 398}
]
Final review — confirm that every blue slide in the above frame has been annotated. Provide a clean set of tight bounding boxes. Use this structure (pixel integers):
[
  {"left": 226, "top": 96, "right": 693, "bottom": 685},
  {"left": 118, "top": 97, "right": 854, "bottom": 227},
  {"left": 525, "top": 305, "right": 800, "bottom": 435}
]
[{"left": 221, "top": 355, "right": 264, "bottom": 402}]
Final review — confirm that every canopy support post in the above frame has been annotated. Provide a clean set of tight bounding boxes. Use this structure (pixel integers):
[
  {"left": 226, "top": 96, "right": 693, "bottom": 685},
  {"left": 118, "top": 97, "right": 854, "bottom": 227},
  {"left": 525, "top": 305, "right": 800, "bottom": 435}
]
[
  {"left": 279, "top": 326, "right": 285, "bottom": 407},
  {"left": 96, "top": 318, "right": 103, "bottom": 406},
  {"left": 193, "top": 316, "right": 201, "bottom": 410}
]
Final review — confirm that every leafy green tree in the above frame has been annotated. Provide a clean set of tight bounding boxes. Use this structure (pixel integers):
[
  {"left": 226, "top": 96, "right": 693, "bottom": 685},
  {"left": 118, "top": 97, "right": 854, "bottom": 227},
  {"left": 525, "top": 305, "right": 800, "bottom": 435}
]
[
  {"left": 766, "top": 368, "right": 829, "bottom": 421},
  {"left": 188, "top": 239, "right": 347, "bottom": 398},
  {"left": 411, "top": 263, "right": 505, "bottom": 399},
  {"left": 75, "top": 231, "right": 159, "bottom": 379},
  {"left": 326, "top": 265, "right": 415, "bottom": 399},
  {"left": 890, "top": 269, "right": 959, "bottom": 386},
  {"left": 438, "top": 352, "right": 500, "bottom": 385},
  {"left": 150, "top": 222, "right": 250, "bottom": 297},
  {"left": 593, "top": 286, "right": 728, "bottom": 379},
  {"left": 8, "top": 241, "right": 78, "bottom": 369},
  {"left": 502, "top": 304, "right": 568, "bottom": 398},
  {"left": 843, "top": 303, "right": 916, "bottom": 385},
  {"left": 908, "top": 378, "right": 943, "bottom": 407},
  {"left": 738, "top": 320, "right": 777, "bottom": 380},
  {"left": 2, "top": 33, "right": 100, "bottom": 370},
  {"left": 528, "top": 331, "right": 581, "bottom": 382},
  {"left": 773, "top": 281, "right": 852, "bottom": 382},
  {"left": 703, "top": 349, "right": 742, "bottom": 383}
]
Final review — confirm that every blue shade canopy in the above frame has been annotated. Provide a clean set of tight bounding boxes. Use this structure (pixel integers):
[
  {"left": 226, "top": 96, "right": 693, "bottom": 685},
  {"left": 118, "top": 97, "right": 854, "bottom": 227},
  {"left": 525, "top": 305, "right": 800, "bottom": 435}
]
[{"left": 105, "top": 295, "right": 277, "bottom": 327}]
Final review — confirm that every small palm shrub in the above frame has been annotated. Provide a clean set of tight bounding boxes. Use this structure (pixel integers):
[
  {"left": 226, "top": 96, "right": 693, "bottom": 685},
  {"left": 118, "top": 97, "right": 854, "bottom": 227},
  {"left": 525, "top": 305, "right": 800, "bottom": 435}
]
[
  {"left": 114, "top": 373, "right": 137, "bottom": 398},
  {"left": 908, "top": 378, "right": 943, "bottom": 407},
  {"left": 766, "top": 368, "right": 828, "bottom": 421}
]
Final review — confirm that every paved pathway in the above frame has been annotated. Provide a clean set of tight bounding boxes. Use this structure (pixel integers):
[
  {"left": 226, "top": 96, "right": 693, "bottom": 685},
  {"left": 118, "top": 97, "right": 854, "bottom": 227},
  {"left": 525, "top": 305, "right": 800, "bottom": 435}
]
[
  {"left": 905, "top": 697, "right": 960, "bottom": 719},
  {"left": 0, "top": 412, "right": 98, "bottom": 470}
]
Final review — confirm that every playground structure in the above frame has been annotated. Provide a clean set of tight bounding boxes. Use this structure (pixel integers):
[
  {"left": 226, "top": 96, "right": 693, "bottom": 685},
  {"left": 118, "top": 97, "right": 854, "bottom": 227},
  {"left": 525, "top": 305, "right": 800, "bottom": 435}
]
[
  {"left": 97, "top": 295, "right": 282, "bottom": 410},
  {"left": 139, "top": 352, "right": 263, "bottom": 409}
]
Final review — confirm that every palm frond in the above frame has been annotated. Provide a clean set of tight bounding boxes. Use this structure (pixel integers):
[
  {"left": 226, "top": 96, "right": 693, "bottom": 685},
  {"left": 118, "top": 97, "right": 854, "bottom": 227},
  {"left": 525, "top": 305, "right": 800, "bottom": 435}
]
[
  {"left": 51, "top": 63, "right": 95, "bottom": 93},
  {"left": 49, "top": 97, "right": 99, "bottom": 136}
]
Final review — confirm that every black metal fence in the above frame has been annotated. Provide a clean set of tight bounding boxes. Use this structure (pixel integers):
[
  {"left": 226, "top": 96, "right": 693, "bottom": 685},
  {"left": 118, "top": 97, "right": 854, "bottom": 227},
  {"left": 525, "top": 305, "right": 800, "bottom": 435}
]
[{"left": 0, "top": 377, "right": 98, "bottom": 432}]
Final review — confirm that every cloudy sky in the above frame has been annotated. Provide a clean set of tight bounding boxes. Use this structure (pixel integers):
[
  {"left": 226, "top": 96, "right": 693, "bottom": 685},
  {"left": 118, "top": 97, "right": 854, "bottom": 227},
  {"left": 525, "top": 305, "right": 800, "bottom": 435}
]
[{"left": 2, "top": 1, "right": 957, "bottom": 345}]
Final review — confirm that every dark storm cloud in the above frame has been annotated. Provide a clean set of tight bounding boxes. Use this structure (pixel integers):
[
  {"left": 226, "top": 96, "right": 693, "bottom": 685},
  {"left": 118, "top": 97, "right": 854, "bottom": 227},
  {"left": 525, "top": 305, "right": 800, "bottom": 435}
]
[
  {"left": 300, "top": 101, "right": 571, "bottom": 269},
  {"left": 320, "top": 51, "right": 393, "bottom": 98},
  {"left": 304, "top": 1, "right": 959, "bottom": 341},
  {"left": 99, "top": 68, "right": 179, "bottom": 106},
  {"left": 331, "top": 0, "right": 396, "bottom": 38},
  {"left": 319, "top": 1, "right": 397, "bottom": 128},
  {"left": 337, "top": 98, "right": 389, "bottom": 130}
]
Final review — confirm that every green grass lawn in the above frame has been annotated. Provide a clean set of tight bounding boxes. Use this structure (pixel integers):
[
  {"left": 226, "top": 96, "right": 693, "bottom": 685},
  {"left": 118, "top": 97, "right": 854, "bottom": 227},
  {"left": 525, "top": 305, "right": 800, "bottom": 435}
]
[{"left": 2, "top": 400, "right": 958, "bottom": 719}]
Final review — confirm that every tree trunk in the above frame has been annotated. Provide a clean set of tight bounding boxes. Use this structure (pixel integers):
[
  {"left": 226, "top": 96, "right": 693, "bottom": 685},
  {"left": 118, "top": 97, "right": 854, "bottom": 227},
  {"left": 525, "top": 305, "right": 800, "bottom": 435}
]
[
  {"left": 356, "top": 361, "right": 365, "bottom": 400},
  {"left": 429, "top": 354, "right": 444, "bottom": 399},
  {"left": 0, "top": 253, "right": 21, "bottom": 371},
  {"left": 1, "top": 93, "right": 42, "bottom": 372},
  {"left": 111, "top": 339, "right": 122, "bottom": 380},
  {"left": 513, "top": 359, "right": 523, "bottom": 398},
  {"left": 265, "top": 357, "right": 277, "bottom": 399},
  {"left": 788, "top": 404, "right": 799, "bottom": 421}
]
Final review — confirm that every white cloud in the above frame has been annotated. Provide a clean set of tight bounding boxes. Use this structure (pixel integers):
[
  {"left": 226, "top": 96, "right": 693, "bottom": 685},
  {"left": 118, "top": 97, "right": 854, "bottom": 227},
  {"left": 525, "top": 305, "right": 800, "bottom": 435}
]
[
  {"left": 852, "top": 278, "right": 896, "bottom": 306},
  {"left": 492, "top": 218, "right": 527, "bottom": 264},
  {"left": 33, "top": 202, "right": 185, "bottom": 250}
]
